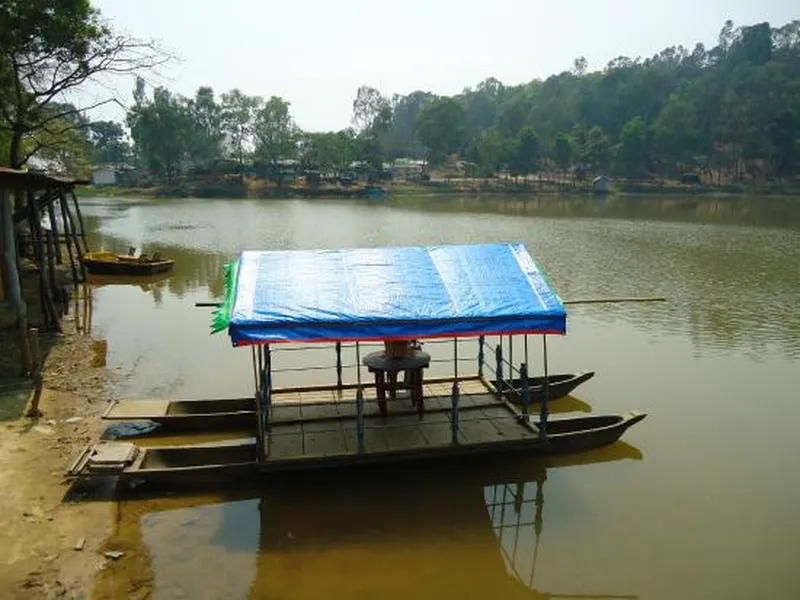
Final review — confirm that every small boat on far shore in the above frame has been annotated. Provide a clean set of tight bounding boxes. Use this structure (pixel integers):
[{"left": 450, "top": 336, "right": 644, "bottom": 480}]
[{"left": 82, "top": 250, "right": 175, "bottom": 276}]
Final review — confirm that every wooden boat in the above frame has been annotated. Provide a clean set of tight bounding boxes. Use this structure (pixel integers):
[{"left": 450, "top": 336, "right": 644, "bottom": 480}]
[
  {"left": 494, "top": 371, "right": 595, "bottom": 404},
  {"left": 100, "top": 374, "right": 593, "bottom": 431},
  {"left": 68, "top": 410, "right": 646, "bottom": 486},
  {"left": 102, "top": 396, "right": 256, "bottom": 431},
  {"left": 69, "top": 243, "right": 647, "bottom": 487},
  {"left": 82, "top": 251, "right": 174, "bottom": 275}
]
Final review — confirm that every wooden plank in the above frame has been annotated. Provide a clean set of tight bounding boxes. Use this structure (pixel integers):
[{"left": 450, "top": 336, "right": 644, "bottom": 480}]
[
  {"left": 418, "top": 422, "right": 462, "bottom": 447},
  {"left": 103, "top": 399, "right": 171, "bottom": 419},
  {"left": 300, "top": 403, "right": 338, "bottom": 420},
  {"left": 303, "top": 429, "right": 348, "bottom": 457},
  {"left": 297, "top": 389, "right": 335, "bottom": 403},
  {"left": 268, "top": 430, "right": 304, "bottom": 460},
  {"left": 458, "top": 418, "right": 505, "bottom": 445},
  {"left": 271, "top": 404, "right": 301, "bottom": 422},
  {"left": 381, "top": 423, "right": 428, "bottom": 451},
  {"left": 484, "top": 410, "right": 535, "bottom": 441}
]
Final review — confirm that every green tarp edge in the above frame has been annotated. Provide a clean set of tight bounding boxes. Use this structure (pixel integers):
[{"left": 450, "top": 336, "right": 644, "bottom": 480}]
[{"left": 210, "top": 260, "right": 240, "bottom": 334}]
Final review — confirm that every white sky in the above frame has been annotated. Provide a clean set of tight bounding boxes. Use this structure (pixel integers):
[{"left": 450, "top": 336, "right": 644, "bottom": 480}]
[{"left": 87, "top": 0, "right": 797, "bottom": 132}]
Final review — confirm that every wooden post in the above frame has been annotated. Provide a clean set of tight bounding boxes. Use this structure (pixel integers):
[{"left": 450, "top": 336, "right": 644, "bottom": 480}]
[
  {"left": 25, "top": 328, "right": 43, "bottom": 418},
  {"left": 44, "top": 229, "right": 57, "bottom": 299},
  {"left": 1, "top": 188, "right": 33, "bottom": 375},
  {"left": 477, "top": 335, "right": 485, "bottom": 377},
  {"left": 69, "top": 189, "right": 89, "bottom": 253},
  {"left": 335, "top": 341, "right": 342, "bottom": 389}
]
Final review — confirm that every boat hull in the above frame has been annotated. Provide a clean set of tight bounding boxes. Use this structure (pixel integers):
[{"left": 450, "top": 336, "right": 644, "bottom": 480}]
[
  {"left": 84, "top": 259, "right": 174, "bottom": 276},
  {"left": 102, "top": 397, "right": 255, "bottom": 431},
  {"left": 493, "top": 372, "right": 595, "bottom": 403},
  {"left": 70, "top": 411, "right": 646, "bottom": 487}
]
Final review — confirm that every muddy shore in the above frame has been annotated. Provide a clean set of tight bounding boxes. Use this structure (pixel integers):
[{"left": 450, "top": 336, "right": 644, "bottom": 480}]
[{"left": 0, "top": 307, "right": 115, "bottom": 599}]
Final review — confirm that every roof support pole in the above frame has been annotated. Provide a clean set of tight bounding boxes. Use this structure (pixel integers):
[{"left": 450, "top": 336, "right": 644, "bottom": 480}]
[
  {"left": 495, "top": 343, "right": 503, "bottom": 397},
  {"left": 520, "top": 362, "right": 531, "bottom": 420},
  {"left": 539, "top": 336, "right": 550, "bottom": 438},
  {"left": 508, "top": 334, "right": 513, "bottom": 379},
  {"left": 355, "top": 342, "right": 365, "bottom": 452},
  {"left": 453, "top": 337, "right": 458, "bottom": 380},
  {"left": 335, "top": 341, "right": 342, "bottom": 389},
  {"left": 450, "top": 379, "right": 459, "bottom": 444},
  {"left": 524, "top": 334, "right": 529, "bottom": 374},
  {"left": 477, "top": 335, "right": 485, "bottom": 377}
]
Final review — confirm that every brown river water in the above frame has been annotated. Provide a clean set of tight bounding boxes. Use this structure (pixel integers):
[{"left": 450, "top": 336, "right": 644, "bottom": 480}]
[{"left": 76, "top": 194, "right": 800, "bottom": 599}]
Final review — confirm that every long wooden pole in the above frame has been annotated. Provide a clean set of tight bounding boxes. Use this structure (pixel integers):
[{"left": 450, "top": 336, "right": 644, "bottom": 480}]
[{"left": 564, "top": 297, "right": 666, "bottom": 306}]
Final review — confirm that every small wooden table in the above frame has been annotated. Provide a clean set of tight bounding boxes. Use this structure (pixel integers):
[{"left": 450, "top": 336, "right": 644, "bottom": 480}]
[{"left": 363, "top": 350, "right": 431, "bottom": 417}]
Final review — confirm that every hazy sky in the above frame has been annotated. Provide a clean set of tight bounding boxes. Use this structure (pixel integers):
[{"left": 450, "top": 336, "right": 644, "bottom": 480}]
[{"left": 89, "top": 0, "right": 796, "bottom": 132}]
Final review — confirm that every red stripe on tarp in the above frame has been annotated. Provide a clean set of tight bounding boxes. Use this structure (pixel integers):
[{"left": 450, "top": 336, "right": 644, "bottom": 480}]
[{"left": 232, "top": 329, "right": 566, "bottom": 347}]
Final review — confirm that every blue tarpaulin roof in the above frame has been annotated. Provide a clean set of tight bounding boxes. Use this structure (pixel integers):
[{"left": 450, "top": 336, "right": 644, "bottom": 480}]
[{"left": 221, "top": 243, "right": 566, "bottom": 346}]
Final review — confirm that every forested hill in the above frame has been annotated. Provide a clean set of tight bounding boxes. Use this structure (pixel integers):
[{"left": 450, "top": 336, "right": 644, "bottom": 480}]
[{"left": 5, "top": 18, "right": 799, "bottom": 186}]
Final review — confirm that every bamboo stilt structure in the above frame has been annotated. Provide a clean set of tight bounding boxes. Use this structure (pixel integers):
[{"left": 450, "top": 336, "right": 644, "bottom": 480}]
[
  {"left": 27, "top": 190, "right": 61, "bottom": 331},
  {"left": 46, "top": 197, "right": 62, "bottom": 264},
  {"left": 70, "top": 190, "right": 89, "bottom": 254},
  {"left": 61, "top": 190, "right": 86, "bottom": 280},
  {"left": 1, "top": 188, "right": 33, "bottom": 375},
  {"left": 58, "top": 191, "right": 79, "bottom": 284}
]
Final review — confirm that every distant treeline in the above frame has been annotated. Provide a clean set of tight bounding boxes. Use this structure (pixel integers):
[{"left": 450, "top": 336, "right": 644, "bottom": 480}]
[{"left": 5, "top": 16, "right": 800, "bottom": 187}]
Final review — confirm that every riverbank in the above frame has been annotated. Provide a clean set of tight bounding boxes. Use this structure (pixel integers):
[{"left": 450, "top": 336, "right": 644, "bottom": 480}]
[
  {"left": 74, "top": 176, "right": 800, "bottom": 200},
  {"left": 0, "top": 294, "right": 115, "bottom": 599}
]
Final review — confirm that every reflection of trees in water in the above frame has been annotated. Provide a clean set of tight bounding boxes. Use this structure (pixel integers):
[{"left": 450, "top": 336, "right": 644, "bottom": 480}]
[
  {"left": 679, "top": 232, "right": 800, "bottom": 359},
  {"left": 409, "top": 195, "right": 800, "bottom": 229}
]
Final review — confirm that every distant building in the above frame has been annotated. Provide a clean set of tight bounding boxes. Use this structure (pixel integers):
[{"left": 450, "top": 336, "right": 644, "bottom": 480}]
[
  {"left": 92, "top": 166, "right": 117, "bottom": 186},
  {"left": 391, "top": 158, "right": 426, "bottom": 180},
  {"left": 592, "top": 175, "right": 609, "bottom": 194}
]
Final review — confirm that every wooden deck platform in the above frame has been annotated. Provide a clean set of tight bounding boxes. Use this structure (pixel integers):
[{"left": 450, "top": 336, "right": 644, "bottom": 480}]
[
  {"left": 260, "top": 378, "right": 541, "bottom": 471},
  {"left": 68, "top": 375, "right": 645, "bottom": 483}
]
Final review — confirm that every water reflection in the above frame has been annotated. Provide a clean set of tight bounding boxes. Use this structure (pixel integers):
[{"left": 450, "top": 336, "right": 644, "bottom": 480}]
[
  {"left": 75, "top": 195, "right": 800, "bottom": 361},
  {"left": 402, "top": 194, "right": 800, "bottom": 230},
  {"left": 93, "top": 442, "right": 642, "bottom": 600}
]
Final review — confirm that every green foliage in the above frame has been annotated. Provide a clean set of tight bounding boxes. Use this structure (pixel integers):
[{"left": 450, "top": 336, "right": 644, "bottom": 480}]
[
  {"left": 0, "top": 0, "right": 166, "bottom": 169},
  {"left": 109, "top": 16, "right": 800, "bottom": 186},
  {"left": 613, "top": 116, "right": 648, "bottom": 176},
  {"left": 221, "top": 89, "right": 262, "bottom": 165},
  {"left": 127, "top": 82, "right": 193, "bottom": 180},
  {"left": 509, "top": 127, "right": 541, "bottom": 176},
  {"left": 87, "top": 120, "right": 130, "bottom": 164},
  {"left": 551, "top": 134, "right": 573, "bottom": 175},
  {"left": 187, "top": 87, "right": 223, "bottom": 163},
  {"left": 253, "top": 96, "right": 297, "bottom": 180},
  {"left": 414, "top": 98, "right": 467, "bottom": 166}
]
